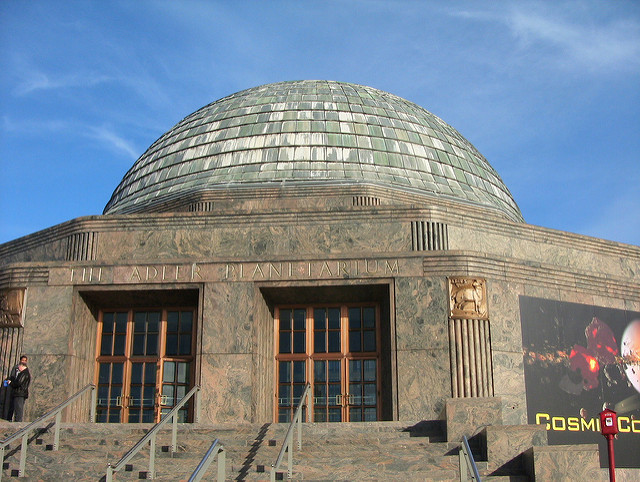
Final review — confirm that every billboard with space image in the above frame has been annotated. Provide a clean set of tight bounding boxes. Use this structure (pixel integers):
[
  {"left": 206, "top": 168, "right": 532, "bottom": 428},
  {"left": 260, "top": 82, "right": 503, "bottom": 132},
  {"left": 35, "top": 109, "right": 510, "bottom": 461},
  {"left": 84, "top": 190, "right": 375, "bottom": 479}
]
[{"left": 520, "top": 296, "right": 640, "bottom": 468}]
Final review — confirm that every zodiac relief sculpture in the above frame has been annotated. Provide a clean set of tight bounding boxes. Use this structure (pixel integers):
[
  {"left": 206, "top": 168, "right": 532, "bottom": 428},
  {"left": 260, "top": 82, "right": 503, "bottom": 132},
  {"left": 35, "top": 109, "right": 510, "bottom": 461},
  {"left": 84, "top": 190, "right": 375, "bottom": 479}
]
[
  {"left": 0, "top": 288, "right": 25, "bottom": 327},
  {"left": 449, "top": 277, "right": 488, "bottom": 319}
]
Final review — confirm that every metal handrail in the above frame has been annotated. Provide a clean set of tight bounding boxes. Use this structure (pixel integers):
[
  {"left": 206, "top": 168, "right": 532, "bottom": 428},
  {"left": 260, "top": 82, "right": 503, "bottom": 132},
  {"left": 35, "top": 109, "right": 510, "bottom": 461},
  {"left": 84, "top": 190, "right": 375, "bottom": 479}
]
[
  {"left": 271, "top": 383, "right": 312, "bottom": 481},
  {"left": 106, "top": 385, "right": 200, "bottom": 481},
  {"left": 0, "top": 383, "right": 96, "bottom": 481},
  {"left": 188, "top": 438, "right": 225, "bottom": 482},
  {"left": 459, "top": 435, "right": 482, "bottom": 481}
]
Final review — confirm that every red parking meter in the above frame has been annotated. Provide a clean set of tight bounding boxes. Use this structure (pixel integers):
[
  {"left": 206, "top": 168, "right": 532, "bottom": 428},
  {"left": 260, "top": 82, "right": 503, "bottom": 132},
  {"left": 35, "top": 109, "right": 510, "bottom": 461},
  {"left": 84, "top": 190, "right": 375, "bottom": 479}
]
[{"left": 600, "top": 409, "right": 617, "bottom": 482}]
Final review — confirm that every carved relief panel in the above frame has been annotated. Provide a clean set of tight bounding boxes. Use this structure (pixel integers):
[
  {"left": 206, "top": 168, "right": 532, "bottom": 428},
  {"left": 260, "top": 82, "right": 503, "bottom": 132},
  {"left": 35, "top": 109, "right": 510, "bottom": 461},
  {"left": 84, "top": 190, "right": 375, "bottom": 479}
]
[
  {"left": 448, "top": 277, "right": 488, "bottom": 320},
  {"left": 0, "top": 288, "right": 26, "bottom": 327}
]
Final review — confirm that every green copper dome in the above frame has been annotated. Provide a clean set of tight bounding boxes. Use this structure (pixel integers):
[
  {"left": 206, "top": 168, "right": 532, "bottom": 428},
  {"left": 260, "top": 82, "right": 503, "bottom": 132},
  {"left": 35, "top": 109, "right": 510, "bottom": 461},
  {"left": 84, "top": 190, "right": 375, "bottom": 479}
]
[{"left": 104, "top": 80, "right": 523, "bottom": 222}]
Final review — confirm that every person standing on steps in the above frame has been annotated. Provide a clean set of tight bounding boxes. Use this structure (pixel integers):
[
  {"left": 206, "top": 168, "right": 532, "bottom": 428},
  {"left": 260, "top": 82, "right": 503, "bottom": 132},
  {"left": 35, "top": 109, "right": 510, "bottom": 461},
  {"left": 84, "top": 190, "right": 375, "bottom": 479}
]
[{"left": 7, "top": 355, "right": 30, "bottom": 422}]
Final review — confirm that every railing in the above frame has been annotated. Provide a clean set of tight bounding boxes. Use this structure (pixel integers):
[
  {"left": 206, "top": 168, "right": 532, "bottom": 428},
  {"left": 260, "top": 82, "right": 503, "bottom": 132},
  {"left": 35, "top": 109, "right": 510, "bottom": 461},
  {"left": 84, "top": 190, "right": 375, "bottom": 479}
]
[
  {"left": 0, "top": 383, "right": 96, "bottom": 481},
  {"left": 106, "top": 385, "right": 200, "bottom": 481},
  {"left": 188, "top": 438, "right": 225, "bottom": 482},
  {"left": 459, "top": 435, "right": 482, "bottom": 481},
  {"left": 271, "top": 383, "right": 312, "bottom": 481}
]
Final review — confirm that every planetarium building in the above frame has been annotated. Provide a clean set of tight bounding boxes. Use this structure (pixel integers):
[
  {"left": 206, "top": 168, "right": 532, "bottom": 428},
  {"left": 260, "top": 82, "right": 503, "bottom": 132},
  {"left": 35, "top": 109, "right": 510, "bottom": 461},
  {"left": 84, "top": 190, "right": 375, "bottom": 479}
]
[{"left": 1, "top": 81, "right": 639, "bottom": 478}]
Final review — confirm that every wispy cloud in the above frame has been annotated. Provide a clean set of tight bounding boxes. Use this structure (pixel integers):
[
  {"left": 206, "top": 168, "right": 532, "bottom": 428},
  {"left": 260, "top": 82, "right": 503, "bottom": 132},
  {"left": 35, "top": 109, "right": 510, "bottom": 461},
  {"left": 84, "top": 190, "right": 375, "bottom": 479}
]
[
  {"left": 86, "top": 125, "right": 139, "bottom": 160},
  {"left": 1, "top": 115, "right": 71, "bottom": 134},
  {"left": 13, "top": 68, "right": 113, "bottom": 96},
  {"left": 507, "top": 10, "right": 640, "bottom": 72},
  {"left": 1, "top": 115, "right": 138, "bottom": 161},
  {"left": 452, "top": 4, "right": 640, "bottom": 74}
]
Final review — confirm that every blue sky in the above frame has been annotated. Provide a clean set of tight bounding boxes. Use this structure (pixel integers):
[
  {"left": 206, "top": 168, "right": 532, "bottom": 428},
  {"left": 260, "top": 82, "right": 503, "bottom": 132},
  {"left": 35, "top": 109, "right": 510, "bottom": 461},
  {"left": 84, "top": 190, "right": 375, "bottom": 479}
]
[{"left": 1, "top": 1, "right": 639, "bottom": 246}]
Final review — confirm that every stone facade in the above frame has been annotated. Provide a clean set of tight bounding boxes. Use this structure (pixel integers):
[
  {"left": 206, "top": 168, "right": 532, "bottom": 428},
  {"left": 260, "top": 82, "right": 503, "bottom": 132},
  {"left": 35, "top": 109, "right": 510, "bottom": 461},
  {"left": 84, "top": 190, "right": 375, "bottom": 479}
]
[{"left": 1, "top": 184, "right": 638, "bottom": 429}]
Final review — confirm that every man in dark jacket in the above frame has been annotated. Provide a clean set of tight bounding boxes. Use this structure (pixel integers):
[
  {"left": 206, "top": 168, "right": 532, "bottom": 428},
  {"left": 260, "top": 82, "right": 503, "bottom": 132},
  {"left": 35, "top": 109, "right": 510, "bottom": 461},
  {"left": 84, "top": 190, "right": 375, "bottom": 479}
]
[{"left": 7, "top": 355, "right": 30, "bottom": 422}]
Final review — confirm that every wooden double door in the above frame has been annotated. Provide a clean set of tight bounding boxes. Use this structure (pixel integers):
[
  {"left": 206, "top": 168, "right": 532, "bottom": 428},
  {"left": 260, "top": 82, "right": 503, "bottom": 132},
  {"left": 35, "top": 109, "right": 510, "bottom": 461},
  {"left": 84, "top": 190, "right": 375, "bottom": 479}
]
[
  {"left": 275, "top": 304, "right": 380, "bottom": 423},
  {"left": 95, "top": 309, "right": 195, "bottom": 423}
]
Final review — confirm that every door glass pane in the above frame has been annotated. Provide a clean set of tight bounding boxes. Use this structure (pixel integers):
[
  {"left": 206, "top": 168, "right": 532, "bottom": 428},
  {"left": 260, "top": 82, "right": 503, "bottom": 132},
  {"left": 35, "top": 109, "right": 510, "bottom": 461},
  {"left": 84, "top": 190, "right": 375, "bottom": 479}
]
[
  {"left": 328, "top": 308, "right": 340, "bottom": 330},
  {"left": 112, "top": 363, "right": 123, "bottom": 384},
  {"left": 131, "top": 364, "right": 143, "bottom": 384},
  {"left": 163, "top": 361, "right": 175, "bottom": 382},
  {"left": 350, "top": 407, "right": 362, "bottom": 422},
  {"left": 166, "top": 334, "right": 178, "bottom": 355},
  {"left": 364, "top": 359, "right": 376, "bottom": 381},
  {"left": 293, "top": 309, "right": 305, "bottom": 330},
  {"left": 363, "top": 307, "right": 375, "bottom": 329},
  {"left": 293, "top": 360, "right": 305, "bottom": 383},
  {"left": 348, "top": 308, "right": 361, "bottom": 329},
  {"left": 102, "top": 312, "right": 114, "bottom": 333},
  {"left": 177, "top": 362, "right": 189, "bottom": 383},
  {"left": 314, "top": 308, "right": 326, "bottom": 330},
  {"left": 328, "top": 360, "right": 340, "bottom": 382},
  {"left": 101, "top": 334, "right": 113, "bottom": 357},
  {"left": 363, "top": 331, "right": 376, "bottom": 352},
  {"left": 314, "top": 360, "right": 326, "bottom": 382},
  {"left": 182, "top": 312, "right": 193, "bottom": 333},
  {"left": 167, "top": 311, "right": 179, "bottom": 332},
  {"left": 349, "top": 331, "right": 361, "bottom": 352},
  {"left": 349, "top": 360, "right": 362, "bottom": 381},
  {"left": 114, "top": 334, "right": 126, "bottom": 355},
  {"left": 293, "top": 332, "right": 305, "bottom": 353},
  {"left": 328, "top": 331, "right": 340, "bottom": 352}
]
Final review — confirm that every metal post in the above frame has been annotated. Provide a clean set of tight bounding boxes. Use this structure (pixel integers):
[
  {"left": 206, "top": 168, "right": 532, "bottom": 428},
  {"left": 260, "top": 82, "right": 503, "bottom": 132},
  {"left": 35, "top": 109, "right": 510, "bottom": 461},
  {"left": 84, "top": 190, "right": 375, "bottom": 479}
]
[
  {"left": 606, "top": 434, "right": 616, "bottom": 482},
  {"left": 217, "top": 447, "right": 225, "bottom": 482},
  {"left": 459, "top": 448, "right": 467, "bottom": 481},
  {"left": 195, "top": 388, "right": 200, "bottom": 423},
  {"left": 90, "top": 386, "right": 97, "bottom": 422},
  {"left": 297, "top": 412, "right": 302, "bottom": 450},
  {"left": 19, "top": 433, "right": 28, "bottom": 477},
  {"left": 287, "top": 442, "right": 292, "bottom": 479},
  {"left": 0, "top": 446, "right": 5, "bottom": 482},
  {"left": 172, "top": 412, "right": 178, "bottom": 454},
  {"left": 149, "top": 432, "right": 156, "bottom": 479},
  {"left": 53, "top": 411, "right": 62, "bottom": 451}
]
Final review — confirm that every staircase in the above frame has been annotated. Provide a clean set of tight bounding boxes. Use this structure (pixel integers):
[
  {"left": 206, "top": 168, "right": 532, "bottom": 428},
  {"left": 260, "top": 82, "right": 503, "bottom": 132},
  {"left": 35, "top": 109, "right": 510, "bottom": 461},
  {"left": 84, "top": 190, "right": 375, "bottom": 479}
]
[
  {"left": 0, "top": 420, "right": 535, "bottom": 481},
  {"left": 0, "top": 395, "right": 610, "bottom": 481}
]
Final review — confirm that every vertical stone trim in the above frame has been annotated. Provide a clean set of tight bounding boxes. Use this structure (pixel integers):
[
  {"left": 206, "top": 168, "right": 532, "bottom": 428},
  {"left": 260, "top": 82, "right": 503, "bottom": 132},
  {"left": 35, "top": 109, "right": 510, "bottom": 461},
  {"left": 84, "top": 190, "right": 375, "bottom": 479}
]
[
  {"left": 352, "top": 196, "right": 380, "bottom": 207},
  {"left": 448, "top": 318, "right": 494, "bottom": 397},
  {"left": 447, "top": 277, "right": 493, "bottom": 397},
  {"left": 411, "top": 221, "right": 448, "bottom": 250},
  {"left": 65, "top": 232, "right": 97, "bottom": 261}
]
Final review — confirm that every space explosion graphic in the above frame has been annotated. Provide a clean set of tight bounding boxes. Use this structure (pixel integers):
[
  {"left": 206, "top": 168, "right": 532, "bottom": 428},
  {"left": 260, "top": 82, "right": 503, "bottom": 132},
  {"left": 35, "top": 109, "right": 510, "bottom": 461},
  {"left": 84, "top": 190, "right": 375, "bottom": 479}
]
[{"left": 520, "top": 296, "right": 640, "bottom": 468}]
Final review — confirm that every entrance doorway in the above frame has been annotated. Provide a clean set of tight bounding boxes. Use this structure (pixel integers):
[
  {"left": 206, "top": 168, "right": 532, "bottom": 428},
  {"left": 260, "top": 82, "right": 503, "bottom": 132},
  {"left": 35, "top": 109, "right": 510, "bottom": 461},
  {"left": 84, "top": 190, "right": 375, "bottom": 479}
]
[
  {"left": 275, "top": 305, "right": 379, "bottom": 422},
  {"left": 95, "top": 308, "right": 195, "bottom": 423}
]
